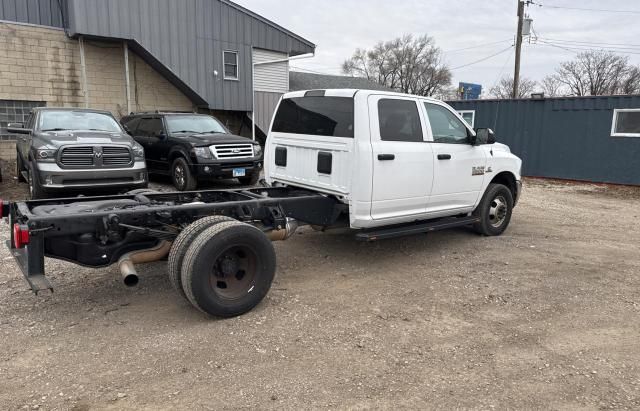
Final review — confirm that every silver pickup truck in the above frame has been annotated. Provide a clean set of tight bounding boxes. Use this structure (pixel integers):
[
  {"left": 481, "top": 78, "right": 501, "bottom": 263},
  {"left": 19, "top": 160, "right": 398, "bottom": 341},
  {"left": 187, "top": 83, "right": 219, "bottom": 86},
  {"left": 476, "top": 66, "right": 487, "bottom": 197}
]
[{"left": 9, "top": 108, "right": 148, "bottom": 199}]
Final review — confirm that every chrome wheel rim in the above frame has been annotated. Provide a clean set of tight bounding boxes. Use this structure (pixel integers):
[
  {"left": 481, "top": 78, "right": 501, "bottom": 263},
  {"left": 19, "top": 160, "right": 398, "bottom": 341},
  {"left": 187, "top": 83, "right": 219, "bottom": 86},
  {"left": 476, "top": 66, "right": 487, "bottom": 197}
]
[
  {"left": 174, "top": 165, "right": 186, "bottom": 188},
  {"left": 489, "top": 195, "right": 508, "bottom": 228}
]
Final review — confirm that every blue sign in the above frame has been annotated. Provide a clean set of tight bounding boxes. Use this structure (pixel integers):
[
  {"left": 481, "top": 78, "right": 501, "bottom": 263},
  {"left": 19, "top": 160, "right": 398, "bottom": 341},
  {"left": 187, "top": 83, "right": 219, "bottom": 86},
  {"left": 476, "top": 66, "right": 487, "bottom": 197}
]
[{"left": 459, "top": 82, "right": 482, "bottom": 100}]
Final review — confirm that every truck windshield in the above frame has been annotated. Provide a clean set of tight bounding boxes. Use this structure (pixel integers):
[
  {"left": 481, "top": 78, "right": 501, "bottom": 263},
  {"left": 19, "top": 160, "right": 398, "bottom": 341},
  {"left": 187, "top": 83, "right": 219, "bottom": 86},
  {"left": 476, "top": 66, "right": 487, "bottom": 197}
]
[
  {"left": 39, "top": 111, "right": 122, "bottom": 132},
  {"left": 272, "top": 96, "right": 354, "bottom": 138},
  {"left": 166, "top": 116, "right": 227, "bottom": 134}
]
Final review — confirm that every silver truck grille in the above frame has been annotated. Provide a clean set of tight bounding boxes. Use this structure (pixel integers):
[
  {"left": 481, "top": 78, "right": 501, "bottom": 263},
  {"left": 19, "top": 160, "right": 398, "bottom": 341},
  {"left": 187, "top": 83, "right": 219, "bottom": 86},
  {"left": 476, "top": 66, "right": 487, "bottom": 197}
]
[
  {"left": 210, "top": 144, "right": 254, "bottom": 159},
  {"left": 59, "top": 145, "right": 132, "bottom": 168}
]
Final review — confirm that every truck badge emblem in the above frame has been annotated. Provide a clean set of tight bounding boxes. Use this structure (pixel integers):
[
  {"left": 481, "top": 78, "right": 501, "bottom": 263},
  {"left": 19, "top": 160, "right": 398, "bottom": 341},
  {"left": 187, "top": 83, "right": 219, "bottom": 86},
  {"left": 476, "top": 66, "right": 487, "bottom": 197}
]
[
  {"left": 94, "top": 150, "right": 102, "bottom": 158},
  {"left": 232, "top": 148, "right": 240, "bottom": 154},
  {"left": 472, "top": 166, "right": 485, "bottom": 176}
]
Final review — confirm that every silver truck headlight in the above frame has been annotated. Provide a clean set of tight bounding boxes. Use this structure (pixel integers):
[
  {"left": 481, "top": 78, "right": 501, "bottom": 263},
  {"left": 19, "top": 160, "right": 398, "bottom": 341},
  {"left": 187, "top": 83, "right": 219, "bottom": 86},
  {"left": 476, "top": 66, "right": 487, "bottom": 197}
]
[
  {"left": 36, "top": 149, "right": 57, "bottom": 162},
  {"left": 132, "top": 143, "right": 145, "bottom": 159},
  {"left": 254, "top": 145, "right": 263, "bottom": 157},
  {"left": 193, "top": 146, "right": 214, "bottom": 159}
]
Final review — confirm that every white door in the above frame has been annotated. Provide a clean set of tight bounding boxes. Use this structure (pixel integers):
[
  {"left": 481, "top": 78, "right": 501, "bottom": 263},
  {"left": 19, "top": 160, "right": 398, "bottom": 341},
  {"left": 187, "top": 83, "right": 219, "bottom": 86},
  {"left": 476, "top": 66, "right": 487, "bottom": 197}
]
[
  {"left": 422, "top": 102, "right": 487, "bottom": 212},
  {"left": 369, "top": 96, "right": 434, "bottom": 220}
]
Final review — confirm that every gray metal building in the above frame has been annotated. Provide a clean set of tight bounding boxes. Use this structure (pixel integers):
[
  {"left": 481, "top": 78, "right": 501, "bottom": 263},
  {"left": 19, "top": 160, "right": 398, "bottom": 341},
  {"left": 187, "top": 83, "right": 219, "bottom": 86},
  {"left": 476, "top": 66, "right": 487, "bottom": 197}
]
[
  {"left": 0, "top": 0, "right": 315, "bottom": 135},
  {"left": 449, "top": 95, "right": 640, "bottom": 186}
]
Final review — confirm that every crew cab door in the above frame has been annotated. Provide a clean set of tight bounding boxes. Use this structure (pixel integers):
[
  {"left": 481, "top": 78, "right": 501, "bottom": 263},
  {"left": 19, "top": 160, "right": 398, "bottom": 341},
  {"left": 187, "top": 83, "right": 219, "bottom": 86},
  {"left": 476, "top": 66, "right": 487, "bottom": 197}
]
[
  {"left": 422, "top": 102, "right": 487, "bottom": 212},
  {"left": 369, "top": 95, "right": 434, "bottom": 220}
]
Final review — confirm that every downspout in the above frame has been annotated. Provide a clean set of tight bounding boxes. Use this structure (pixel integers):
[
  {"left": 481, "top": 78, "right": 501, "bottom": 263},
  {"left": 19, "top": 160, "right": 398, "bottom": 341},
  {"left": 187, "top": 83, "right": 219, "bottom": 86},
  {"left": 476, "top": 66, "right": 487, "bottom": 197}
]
[
  {"left": 124, "top": 41, "right": 132, "bottom": 115},
  {"left": 251, "top": 51, "right": 315, "bottom": 141},
  {"left": 79, "top": 35, "right": 89, "bottom": 108}
]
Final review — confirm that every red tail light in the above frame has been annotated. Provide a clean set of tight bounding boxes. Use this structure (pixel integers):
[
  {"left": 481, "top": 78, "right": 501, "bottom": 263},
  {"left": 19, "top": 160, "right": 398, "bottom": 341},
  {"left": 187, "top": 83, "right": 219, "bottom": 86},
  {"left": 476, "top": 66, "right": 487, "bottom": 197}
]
[{"left": 13, "top": 224, "right": 30, "bottom": 248}]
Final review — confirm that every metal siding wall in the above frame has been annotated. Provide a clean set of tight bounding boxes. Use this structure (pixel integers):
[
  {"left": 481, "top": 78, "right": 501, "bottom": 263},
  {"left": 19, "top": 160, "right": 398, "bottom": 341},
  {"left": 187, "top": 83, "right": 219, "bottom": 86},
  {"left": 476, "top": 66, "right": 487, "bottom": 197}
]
[
  {"left": 65, "top": 0, "right": 313, "bottom": 112},
  {"left": 449, "top": 96, "right": 640, "bottom": 185},
  {"left": 0, "top": 0, "right": 65, "bottom": 27},
  {"left": 253, "top": 49, "right": 288, "bottom": 93},
  {"left": 254, "top": 91, "right": 281, "bottom": 134}
]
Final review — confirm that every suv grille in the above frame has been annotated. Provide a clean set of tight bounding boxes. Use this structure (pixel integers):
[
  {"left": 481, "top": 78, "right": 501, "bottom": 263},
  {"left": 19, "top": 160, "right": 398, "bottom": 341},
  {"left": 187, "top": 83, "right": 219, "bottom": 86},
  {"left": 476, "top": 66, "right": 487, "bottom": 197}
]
[
  {"left": 59, "top": 145, "right": 133, "bottom": 169},
  {"left": 210, "top": 144, "right": 254, "bottom": 159}
]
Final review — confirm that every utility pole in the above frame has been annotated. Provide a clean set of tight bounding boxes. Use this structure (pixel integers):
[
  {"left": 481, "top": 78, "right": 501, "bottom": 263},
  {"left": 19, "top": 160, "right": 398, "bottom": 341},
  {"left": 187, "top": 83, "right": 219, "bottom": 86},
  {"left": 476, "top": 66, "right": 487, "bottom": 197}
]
[{"left": 513, "top": 0, "right": 525, "bottom": 98}]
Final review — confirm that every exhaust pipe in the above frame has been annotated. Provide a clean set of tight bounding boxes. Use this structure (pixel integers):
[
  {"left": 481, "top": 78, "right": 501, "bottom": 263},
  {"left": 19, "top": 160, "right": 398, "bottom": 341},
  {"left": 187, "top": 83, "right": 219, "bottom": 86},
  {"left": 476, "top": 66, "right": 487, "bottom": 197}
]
[
  {"left": 267, "top": 218, "right": 299, "bottom": 241},
  {"left": 117, "top": 240, "right": 172, "bottom": 287}
]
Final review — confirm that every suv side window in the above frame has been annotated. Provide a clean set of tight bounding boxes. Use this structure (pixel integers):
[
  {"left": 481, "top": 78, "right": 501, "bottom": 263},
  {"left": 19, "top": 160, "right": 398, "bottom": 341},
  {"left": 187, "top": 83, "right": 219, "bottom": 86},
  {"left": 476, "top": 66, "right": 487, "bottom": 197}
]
[
  {"left": 378, "top": 99, "right": 423, "bottom": 142},
  {"left": 424, "top": 103, "right": 469, "bottom": 144},
  {"left": 122, "top": 117, "right": 141, "bottom": 134},
  {"left": 137, "top": 117, "right": 164, "bottom": 137}
]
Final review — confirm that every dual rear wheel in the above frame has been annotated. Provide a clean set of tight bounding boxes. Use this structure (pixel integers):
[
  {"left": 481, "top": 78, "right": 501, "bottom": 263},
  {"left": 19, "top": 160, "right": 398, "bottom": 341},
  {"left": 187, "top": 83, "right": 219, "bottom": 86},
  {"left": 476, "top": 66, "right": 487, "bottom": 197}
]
[{"left": 168, "top": 217, "right": 276, "bottom": 317}]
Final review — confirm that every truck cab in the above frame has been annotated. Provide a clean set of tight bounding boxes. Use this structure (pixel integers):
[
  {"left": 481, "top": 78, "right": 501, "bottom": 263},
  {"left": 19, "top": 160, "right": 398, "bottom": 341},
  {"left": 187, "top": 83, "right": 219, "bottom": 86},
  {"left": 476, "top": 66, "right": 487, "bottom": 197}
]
[{"left": 265, "top": 89, "right": 522, "bottom": 231}]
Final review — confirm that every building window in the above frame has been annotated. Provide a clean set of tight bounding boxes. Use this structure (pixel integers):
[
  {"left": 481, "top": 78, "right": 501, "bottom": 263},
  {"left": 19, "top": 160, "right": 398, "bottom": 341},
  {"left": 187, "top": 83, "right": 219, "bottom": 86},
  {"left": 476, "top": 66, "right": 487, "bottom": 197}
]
[
  {"left": 611, "top": 109, "right": 640, "bottom": 137},
  {"left": 223, "top": 51, "right": 239, "bottom": 80},
  {"left": 0, "top": 100, "right": 46, "bottom": 140},
  {"left": 457, "top": 110, "right": 475, "bottom": 128}
]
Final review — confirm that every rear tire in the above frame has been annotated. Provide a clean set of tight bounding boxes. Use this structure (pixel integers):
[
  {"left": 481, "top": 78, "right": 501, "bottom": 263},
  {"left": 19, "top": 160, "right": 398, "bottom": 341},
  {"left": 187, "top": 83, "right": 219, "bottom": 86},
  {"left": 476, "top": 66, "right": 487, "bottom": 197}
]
[
  {"left": 238, "top": 170, "right": 260, "bottom": 186},
  {"left": 181, "top": 221, "right": 276, "bottom": 317},
  {"left": 167, "top": 215, "right": 235, "bottom": 301},
  {"left": 16, "top": 152, "right": 26, "bottom": 182},
  {"left": 28, "top": 162, "right": 47, "bottom": 199},
  {"left": 472, "top": 183, "right": 513, "bottom": 236},
  {"left": 171, "top": 157, "right": 197, "bottom": 191}
]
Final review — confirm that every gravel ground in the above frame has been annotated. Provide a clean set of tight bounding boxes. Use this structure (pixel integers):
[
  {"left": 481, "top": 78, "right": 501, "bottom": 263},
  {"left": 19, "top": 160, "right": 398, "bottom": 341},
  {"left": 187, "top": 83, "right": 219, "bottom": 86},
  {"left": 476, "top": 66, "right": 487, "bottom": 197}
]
[{"left": 1, "top": 162, "right": 640, "bottom": 410}]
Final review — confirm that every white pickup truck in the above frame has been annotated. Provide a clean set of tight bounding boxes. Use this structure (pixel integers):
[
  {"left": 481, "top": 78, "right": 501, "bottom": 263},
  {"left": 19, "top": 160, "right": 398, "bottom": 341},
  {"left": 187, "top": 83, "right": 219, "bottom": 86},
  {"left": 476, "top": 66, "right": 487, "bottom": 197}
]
[
  {"left": 3, "top": 89, "right": 522, "bottom": 318},
  {"left": 266, "top": 89, "right": 522, "bottom": 237}
]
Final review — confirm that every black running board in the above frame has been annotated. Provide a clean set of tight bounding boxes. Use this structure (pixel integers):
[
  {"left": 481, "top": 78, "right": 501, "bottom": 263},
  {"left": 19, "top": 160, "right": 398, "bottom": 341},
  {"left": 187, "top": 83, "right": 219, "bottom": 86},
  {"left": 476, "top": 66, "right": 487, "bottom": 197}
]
[{"left": 355, "top": 216, "right": 480, "bottom": 242}]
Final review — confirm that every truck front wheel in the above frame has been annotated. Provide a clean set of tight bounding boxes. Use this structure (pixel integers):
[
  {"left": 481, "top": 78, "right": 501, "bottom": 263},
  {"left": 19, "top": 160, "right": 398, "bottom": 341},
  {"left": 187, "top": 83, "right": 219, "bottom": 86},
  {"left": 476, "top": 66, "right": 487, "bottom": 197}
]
[
  {"left": 181, "top": 220, "right": 276, "bottom": 317},
  {"left": 28, "top": 162, "right": 47, "bottom": 199},
  {"left": 472, "top": 183, "right": 513, "bottom": 236},
  {"left": 171, "top": 157, "right": 197, "bottom": 191}
]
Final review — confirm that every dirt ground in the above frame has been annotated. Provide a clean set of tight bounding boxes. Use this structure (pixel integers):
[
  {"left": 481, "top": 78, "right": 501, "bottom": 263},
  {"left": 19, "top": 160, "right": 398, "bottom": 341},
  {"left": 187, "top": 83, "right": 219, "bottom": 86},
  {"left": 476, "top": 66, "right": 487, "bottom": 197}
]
[{"left": 1, "top": 161, "right": 640, "bottom": 410}]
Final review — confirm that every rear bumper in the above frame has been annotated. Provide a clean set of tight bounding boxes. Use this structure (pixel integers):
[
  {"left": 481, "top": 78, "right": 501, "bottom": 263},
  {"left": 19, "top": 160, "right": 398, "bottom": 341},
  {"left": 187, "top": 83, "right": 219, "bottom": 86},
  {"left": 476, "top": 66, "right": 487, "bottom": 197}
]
[{"left": 35, "top": 161, "right": 148, "bottom": 190}]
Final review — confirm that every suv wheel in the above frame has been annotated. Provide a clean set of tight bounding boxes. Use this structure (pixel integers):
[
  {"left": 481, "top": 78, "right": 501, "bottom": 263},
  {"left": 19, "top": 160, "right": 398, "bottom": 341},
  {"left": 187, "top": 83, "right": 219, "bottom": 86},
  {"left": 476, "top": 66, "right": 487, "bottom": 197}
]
[
  {"left": 171, "top": 157, "right": 197, "bottom": 191},
  {"left": 28, "top": 162, "right": 47, "bottom": 199}
]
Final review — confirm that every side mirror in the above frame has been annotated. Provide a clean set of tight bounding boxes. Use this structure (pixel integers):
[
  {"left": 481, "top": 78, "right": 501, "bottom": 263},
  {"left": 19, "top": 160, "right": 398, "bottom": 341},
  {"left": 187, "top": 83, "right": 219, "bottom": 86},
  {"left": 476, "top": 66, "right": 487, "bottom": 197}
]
[
  {"left": 7, "top": 123, "right": 32, "bottom": 134},
  {"left": 474, "top": 128, "right": 496, "bottom": 145}
]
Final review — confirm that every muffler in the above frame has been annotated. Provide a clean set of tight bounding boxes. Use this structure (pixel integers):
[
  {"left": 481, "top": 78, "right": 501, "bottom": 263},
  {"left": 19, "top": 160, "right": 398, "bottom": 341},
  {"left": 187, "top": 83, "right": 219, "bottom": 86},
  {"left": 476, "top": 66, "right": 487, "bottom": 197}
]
[
  {"left": 267, "top": 218, "right": 299, "bottom": 241},
  {"left": 117, "top": 240, "right": 172, "bottom": 287}
]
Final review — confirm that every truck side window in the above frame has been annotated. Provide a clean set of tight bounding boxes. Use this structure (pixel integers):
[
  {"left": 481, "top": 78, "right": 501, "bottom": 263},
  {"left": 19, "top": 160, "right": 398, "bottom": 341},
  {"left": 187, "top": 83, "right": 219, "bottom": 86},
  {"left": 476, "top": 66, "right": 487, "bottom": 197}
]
[
  {"left": 378, "top": 99, "right": 423, "bottom": 142},
  {"left": 137, "top": 118, "right": 164, "bottom": 137},
  {"left": 424, "top": 103, "right": 469, "bottom": 144},
  {"left": 122, "top": 117, "right": 141, "bottom": 134}
]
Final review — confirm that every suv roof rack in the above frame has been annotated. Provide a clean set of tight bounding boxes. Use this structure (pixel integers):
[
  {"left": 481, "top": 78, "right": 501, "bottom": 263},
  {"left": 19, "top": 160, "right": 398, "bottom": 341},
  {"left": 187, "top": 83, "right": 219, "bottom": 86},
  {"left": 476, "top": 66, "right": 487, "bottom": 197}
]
[{"left": 128, "top": 110, "right": 198, "bottom": 115}]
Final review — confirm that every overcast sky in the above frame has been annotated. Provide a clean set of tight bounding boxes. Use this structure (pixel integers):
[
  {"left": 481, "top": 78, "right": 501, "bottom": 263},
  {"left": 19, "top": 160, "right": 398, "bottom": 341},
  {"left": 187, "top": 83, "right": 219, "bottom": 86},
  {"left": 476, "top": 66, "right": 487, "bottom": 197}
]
[{"left": 235, "top": 0, "right": 640, "bottom": 92}]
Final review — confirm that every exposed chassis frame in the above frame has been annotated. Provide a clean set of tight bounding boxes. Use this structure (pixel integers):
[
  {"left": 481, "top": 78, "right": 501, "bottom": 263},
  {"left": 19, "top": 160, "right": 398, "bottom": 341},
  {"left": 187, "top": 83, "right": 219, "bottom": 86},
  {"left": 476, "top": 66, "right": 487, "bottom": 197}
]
[{"left": 5, "top": 187, "right": 344, "bottom": 293}]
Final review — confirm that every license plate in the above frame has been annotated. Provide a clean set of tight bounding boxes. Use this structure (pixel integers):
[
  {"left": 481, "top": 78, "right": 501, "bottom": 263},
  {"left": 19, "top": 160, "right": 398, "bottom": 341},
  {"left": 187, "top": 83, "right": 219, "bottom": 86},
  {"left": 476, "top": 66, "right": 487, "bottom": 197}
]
[{"left": 232, "top": 168, "right": 246, "bottom": 177}]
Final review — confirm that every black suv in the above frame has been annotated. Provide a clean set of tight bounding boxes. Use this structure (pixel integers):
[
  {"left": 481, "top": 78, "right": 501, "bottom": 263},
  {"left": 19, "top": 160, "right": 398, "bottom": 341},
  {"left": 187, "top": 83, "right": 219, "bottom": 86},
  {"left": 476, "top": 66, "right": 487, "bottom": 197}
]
[{"left": 120, "top": 112, "right": 263, "bottom": 190}]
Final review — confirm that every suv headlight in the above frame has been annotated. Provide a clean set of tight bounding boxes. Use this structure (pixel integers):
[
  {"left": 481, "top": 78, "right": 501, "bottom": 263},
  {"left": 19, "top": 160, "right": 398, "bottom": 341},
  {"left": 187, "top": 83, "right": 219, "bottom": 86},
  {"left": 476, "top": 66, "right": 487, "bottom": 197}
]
[
  {"left": 35, "top": 148, "right": 57, "bottom": 162},
  {"left": 132, "top": 143, "right": 145, "bottom": 159},
  {"left": 253, "top": 144, "right": 263, "bottom": 158},
  {"left": 193, "top": 146, "right": 213, "bottom": 159}
]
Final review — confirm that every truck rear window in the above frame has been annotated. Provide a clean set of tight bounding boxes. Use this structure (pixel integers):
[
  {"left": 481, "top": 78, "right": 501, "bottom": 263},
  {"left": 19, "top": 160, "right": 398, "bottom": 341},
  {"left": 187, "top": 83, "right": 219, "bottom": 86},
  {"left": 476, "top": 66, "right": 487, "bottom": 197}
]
[{"left": 272, "top": 97, "right": 354, "bottom": 138}]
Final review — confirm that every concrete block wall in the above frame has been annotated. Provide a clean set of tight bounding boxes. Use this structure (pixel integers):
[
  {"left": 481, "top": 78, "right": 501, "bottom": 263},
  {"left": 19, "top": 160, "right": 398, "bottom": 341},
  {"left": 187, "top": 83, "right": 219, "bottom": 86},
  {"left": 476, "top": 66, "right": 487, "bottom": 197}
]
[
  {"left": 0, "top": 140, "right": 16, "bottom": 160},
  {"left": 0, "top": 22, "right": 195, "bottom": 119}
]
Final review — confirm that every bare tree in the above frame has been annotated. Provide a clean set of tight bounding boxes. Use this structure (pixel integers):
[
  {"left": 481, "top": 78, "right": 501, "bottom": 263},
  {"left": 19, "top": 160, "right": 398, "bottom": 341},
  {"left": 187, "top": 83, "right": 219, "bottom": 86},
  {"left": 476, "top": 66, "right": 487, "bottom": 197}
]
[
  {"left": 619, "top": 66, "right": 640, "bottom": 95},
  {"left": 555, "top": 51, "right": 630, "bottom": 96},
  {"left": 489, "top": 76, "right": 536, "bottom": 99},
  {"left": 342, "top": 34, "right": 451, "bottom": 97},
  {"left": 540, "top": 75, "right": 565, "bottom": 97}
]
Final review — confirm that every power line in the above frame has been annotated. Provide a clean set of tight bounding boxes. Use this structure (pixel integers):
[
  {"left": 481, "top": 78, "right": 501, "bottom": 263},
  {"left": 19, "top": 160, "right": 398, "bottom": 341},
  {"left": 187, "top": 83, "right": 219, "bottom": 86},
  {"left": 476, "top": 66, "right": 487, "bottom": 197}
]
[
  {"left": 443, "top": 39, "right": 513, "bottom": 54},
  {"left": 450, "top": 45, "right": 514, "bottom": 70},
  {"left": 532, "top": 2, "right": 640, "bottom": 14},
  {"left": 534, "top": 39, "right": 640, "bottom": 56},
  {"left": 537, "top": 37, "right": 640, "bottom": 51}
]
